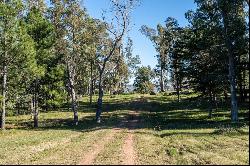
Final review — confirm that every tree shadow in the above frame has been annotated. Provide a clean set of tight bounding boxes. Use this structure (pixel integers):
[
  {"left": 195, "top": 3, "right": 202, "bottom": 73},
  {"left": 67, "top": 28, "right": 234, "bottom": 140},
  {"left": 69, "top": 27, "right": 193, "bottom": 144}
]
[{"left": 6, "top": 95, "right": 249, "bottom": 135}]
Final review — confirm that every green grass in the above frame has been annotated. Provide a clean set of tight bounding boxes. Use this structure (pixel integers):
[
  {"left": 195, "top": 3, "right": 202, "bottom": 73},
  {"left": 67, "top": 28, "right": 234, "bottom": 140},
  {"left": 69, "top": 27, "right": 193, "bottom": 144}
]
[
  {"left": 94, "top": 131, "right": 127, "bottom": 165},
  {"left": 0, "top": 94, "right": 249, "bottom": 165}
]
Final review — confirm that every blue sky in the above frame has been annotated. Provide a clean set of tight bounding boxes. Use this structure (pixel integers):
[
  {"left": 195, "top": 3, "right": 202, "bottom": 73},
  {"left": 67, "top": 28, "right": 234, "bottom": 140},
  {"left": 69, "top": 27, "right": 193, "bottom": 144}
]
[{"left": 83, "top": 0, "right": 197, "bottom": 68}]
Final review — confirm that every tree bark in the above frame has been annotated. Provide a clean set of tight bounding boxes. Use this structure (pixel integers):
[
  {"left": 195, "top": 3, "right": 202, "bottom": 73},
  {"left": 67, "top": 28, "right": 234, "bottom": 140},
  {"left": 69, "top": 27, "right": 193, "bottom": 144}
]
[
  {"left": 242, "top": 68, "right": 247, "bottom": 102},
  {"left": 160, "top": 60, "right": 165, "bottom": 92},
  {"left": 66, "top": 87, "right": 70, "bottom": 112},
  {"left": 33, "top": 95, "right": 38, "bottom": 128},
  {"left": 209, "top": 90, "right": 213, "bottom": 119},
  {"left": 222, "top": 11, "right": 238, "bottom": 122},
  {"left": 30, "top": 96, "right": 33, "bottom": 119},
  {"left": 1, "top": 65, "right": 7, "bottom": 130},
  {"left": 67, "top": 59, "right": 78, "bottom": 125},
  {"left": 96, "top": 71, "right": 104, "bottom": 123},
  {"left": 90, "top": 61, "right": 93, "bottom": 105},
  {"left": 221, "top": 7, "right": 239, "bottom": 122},
  {"left": 69, "top": 76, "right": 78, "bottom": 125},
  {"left": 177, "top": 79, "right": 180, "bottom": 103},
  {"left": 224, "top": 90, "right": 228, "bottom": 102},
  {"left": 33, "top": 78, "right": 39, "bottom": 128},
  {"left": 1, "top": 9, "right": 7, "bottom": 129},
  {"left": 239, "top": 75, "right": 244, "bottom": 102},
  {"left": 238, "top": 57, "right": 244, "bottom": 102},
  {"left": 227, "top": 36, "right": 239, "bottom": 123}
]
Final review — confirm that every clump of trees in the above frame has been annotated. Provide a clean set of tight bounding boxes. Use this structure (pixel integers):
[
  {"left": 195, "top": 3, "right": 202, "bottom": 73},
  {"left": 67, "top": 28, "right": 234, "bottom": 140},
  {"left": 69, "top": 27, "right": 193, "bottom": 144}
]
[
  {"left": 141, "top": 0, "right": 249, "bottom": 122},
  {"left": 0, "top": 0, "right": 140, "bottom": 129},
  {"left": 1, "top": 0, "right": 248, "bottom": 130},
  {"left": 134, "top": 66, "right": 155, "bottom": 94}
]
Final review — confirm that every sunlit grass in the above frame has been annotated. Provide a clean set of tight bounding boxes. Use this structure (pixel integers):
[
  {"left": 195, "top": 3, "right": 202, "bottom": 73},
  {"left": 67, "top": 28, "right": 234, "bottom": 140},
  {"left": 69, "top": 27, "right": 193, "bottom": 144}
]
[{"left": 0, "top": 93, "right": 249, "bottom": 165}]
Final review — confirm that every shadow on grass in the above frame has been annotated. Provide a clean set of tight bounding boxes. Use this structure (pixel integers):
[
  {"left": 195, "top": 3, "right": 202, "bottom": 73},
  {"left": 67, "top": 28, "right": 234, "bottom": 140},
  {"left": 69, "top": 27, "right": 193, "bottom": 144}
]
[{"left": 6, "top": 95, "right": 249, "bottom": 135}]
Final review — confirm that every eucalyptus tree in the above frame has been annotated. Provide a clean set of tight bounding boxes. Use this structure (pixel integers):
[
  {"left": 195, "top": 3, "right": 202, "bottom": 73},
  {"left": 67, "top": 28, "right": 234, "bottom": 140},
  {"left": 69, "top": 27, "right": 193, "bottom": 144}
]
[
  {"left": 123, "top": 38, "right": 141, "bottom": 87},
  {"left": 62, "top": 0, "right": 88, "bottom": 125},
  {"left": 95, "top": 0, "right": 139, "bottom": 123},
  {"left": 102, "top": 38, "right": 140, "bottom": 95},
  {"left": 184, "top": 0, "right": 249, "bottom": 120},
  {"left": 217, "top": 0, "right": 248, "bottom": 122},
  {"left": 79, "top": 18, "right": 100, "bottom": 105},
  {"left": 141, "top": 17, "right": 178, "bottom": 92},
  {"left": 102, "top": 49, "right": 126, "bottom": 94},
  {"left": 140, "top": 24, "right": 167, "bottom": 92}
]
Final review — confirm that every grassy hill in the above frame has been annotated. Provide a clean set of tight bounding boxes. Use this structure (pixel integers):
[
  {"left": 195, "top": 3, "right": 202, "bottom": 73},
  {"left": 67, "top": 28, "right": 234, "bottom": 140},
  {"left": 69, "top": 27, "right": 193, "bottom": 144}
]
[{"left": 0, "top": 94, "right": 249, "bottom": 165}]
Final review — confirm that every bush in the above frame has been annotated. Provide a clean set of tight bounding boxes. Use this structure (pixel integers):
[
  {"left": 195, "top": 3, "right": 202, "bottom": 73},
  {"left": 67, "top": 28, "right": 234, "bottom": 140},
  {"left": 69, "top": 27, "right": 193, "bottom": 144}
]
[{"left": 135, "top": 82, "right": 154, "bottom": 94}]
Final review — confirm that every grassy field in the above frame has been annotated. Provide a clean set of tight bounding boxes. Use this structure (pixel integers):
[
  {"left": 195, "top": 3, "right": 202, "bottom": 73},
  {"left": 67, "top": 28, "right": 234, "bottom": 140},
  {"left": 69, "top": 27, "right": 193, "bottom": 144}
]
[{"left": 0, "top": 94, "right": 249, "bottom": 165}]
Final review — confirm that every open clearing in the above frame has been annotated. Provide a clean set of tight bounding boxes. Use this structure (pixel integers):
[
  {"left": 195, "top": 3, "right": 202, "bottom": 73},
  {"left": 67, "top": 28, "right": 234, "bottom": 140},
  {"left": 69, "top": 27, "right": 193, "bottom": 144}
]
[{"left": 0, "top": 94, "right": 249, "bottom": 165}]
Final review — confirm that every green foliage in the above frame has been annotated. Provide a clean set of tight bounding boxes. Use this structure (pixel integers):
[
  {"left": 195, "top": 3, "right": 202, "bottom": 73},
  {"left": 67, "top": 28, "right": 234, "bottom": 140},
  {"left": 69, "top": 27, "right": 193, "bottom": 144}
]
[
  {"left": 1, "top": 0, "right": 249, "bottom": 130},
  {"left": 134, "top": 66, "right": 155, "bottom": 94},
  {"left": 25, "top": 6, "right": 66, "bottom": 110},
  {"left": 0, "top": 0, "right": 38, "bottom": 122}
]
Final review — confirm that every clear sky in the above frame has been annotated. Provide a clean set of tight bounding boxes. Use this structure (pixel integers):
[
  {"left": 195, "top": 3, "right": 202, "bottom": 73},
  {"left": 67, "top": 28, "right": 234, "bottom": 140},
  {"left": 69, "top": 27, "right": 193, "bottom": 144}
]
[{"left": 83, "top": 0, "right": 197, "bottom": 68}]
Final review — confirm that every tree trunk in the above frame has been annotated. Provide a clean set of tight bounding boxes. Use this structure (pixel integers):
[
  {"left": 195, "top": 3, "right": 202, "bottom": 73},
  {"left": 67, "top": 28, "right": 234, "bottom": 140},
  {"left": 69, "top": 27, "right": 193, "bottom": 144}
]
[
  {"left": 160, "top": 64, "right": 165, "bottom": 92},
  {"left": 239, "top": 79, "right": 243, "bottom": 102},
  {"left": 242, "top": 68, "right": 247, "bottom": 102},
  {"left": 177, "top": 78, "right": 181, "bottom": 103},
  {"left": 67, "top": 89, "right": 70, "bottom": 112},
  {"left": 1, "top": 65, "right": 7, "bottom": 130},
  {"left": 238, "top": 62, "right": 244, "bottom": 102},
  {"left": 1, "top": 13, "right": 7, "bottom": 129},
  {"left": 33, "top": 94, "right": 38, "bottom": 128},
  {"left": 213, "top": 93, "right": 218, "bottom": 110},
  {"left": 227, "top": 38, "right": 239, "bottom": 123},
  {"left": 34, "top": 78, "right": 39, "bottom": 128},
  {"left": 90, "top": 61, "right": 93, "bottom": 105},
  {"left": 70, "top": 77, "right": 78, "bottom": 125},
  {"left": 209, "top": 90, "right": 213, "bottom": 119},
  {"left": 224, "top": 90, "right": 228, "bottom": 102},
  {"left": 45, "top": 94, "right": 48, "bottom": 112},
  {"left": 96, "top": 72, "right": 103, "bottom": 123},
  {"left": 67, "top": 63, "right": 78, "bottom": 125},
  {"left": 221, "top": 7, "right": 238, "bottom": 123},
  {"left": 30, "top": 97, "right": 33, "bottom": 119}
]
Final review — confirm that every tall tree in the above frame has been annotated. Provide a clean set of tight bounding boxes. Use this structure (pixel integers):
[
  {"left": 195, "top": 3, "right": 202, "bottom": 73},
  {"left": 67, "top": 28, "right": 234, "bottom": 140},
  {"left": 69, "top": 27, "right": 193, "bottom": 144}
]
[
  {"left": 25, "top": 5, "right": 55, "bottom": 127},
  {"left": 123, "top": 37, "right": 141, "bottom": 91},
  {"left": 95, "top": 0, "right": 139, "bottom": 123},
  {"left": 140, "top": 25, "right": 167, "bottom": 92},
  {"left": 63, "top": 0, "right": 87, "bottom": 125},
  {"left": 0, "top": 0, "right": 37, "bottom": 129},
  {"left": 217, "top": 0, "right": 247, "bottom": 122},
  {"left": 185, "top": 1, "right": 230, "bottom": 117}
]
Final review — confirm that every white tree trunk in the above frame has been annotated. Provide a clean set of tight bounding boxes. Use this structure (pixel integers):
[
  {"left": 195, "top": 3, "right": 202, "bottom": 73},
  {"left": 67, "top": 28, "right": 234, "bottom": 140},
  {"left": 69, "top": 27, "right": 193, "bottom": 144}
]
[{"left": 1, "top": 65, "right": 7, "bottom": 130}]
